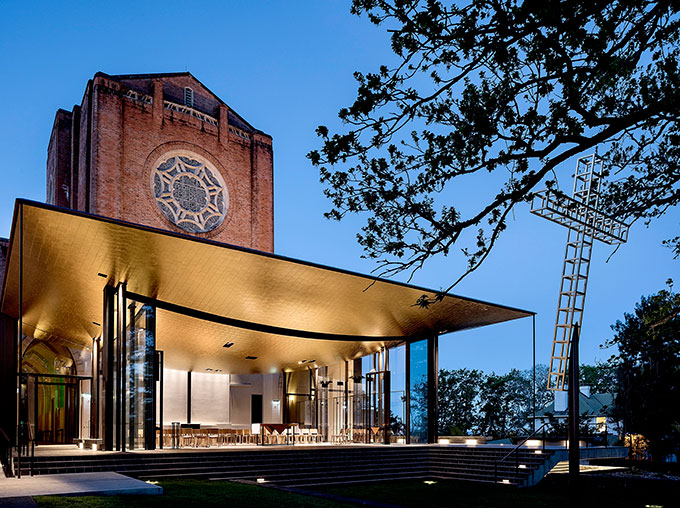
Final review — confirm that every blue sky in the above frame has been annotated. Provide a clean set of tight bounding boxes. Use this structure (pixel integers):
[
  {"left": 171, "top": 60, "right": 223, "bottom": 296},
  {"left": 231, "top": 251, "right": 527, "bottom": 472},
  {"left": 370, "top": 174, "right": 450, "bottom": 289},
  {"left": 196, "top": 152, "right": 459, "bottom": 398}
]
[{"left": 0, "top": 1, "right": 677, "bottom": 375}]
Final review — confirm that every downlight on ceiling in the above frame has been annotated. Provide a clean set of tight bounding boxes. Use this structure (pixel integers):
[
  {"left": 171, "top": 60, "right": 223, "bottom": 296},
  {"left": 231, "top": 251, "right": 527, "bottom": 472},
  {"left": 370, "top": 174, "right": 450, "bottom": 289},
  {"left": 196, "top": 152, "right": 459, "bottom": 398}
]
[
  {"left": 223, "top": 342, "right": 234, "bottom": 348},
  {"left": 245, "top": 356, "right": 258, "bottom": 360}
]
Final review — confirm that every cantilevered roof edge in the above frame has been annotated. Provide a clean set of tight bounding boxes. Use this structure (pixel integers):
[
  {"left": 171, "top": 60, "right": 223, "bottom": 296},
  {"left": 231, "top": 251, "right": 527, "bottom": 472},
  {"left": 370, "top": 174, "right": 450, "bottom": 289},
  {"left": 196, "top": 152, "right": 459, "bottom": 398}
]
[{"left": 2, "top": 199, "right": 534, "bottom": 321}]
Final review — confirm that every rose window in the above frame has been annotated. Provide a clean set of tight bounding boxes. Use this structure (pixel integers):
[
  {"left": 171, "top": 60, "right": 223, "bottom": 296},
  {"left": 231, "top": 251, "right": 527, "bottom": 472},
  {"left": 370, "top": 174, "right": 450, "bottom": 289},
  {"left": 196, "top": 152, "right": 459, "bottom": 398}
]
[{"left": 151, "top": 154, "right": 228, "bottom": 233}]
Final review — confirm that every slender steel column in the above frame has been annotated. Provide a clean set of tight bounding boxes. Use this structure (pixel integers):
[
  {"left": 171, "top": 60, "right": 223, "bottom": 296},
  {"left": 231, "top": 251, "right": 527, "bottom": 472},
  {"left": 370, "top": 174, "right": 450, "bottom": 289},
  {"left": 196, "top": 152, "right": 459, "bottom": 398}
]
[
  {"left": 405, "top": 341, "right": 411, "bottom": 444},
  {"left": 384, "top": 370, "right": 391, "bottom": 445},
  {"left": 17, "top": 204, "right": 23, "bottom": 447},
  {"left": 187, "top": 371, "right": 192, "bottom": 424},
  {"left": 282, "top": 371, "right": 288, "bottom": 423},
  {"left": 568, "top": 324, "right": 581, "bottom": 483},
  {"left": 117, "top": 283, "right": 127, "bottom": 452},
  {"left": 426, "top": 334, "right": 439, "bottom": 444},
  {"left": 532, "top": 314, "right": 536, "bottom": 432},
  {"left": 343, "top": 360, "right": 348, "bottom": 431},
  {"left": 102, "top": 285, "right": 115, "bottom": 450},
  {"left": 157, "top": 350, "right": 164, "bottom": 449},
  {"left": 91, "top": 337, "right": 100, "bottom": 439}
]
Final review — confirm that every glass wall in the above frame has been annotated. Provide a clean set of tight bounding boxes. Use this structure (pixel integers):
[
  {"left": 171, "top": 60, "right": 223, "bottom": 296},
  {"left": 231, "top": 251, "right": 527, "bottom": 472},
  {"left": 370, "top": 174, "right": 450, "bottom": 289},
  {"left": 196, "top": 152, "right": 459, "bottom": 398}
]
[
  {"left": 409, "top": 339, "right": 428, "bottom": 443},
  {"left": 125, "top": 302, "right": 156, "bottom": 450},
  {"left": 389, "top": 344, "right": 406, "bottom": 442}
]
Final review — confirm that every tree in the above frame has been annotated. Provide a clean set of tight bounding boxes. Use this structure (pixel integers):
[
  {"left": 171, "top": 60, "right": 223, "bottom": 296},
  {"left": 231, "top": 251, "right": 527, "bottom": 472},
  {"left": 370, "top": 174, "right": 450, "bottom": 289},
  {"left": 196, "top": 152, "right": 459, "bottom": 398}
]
[
  {"left": 605, "top": 281, "right": 680, "bottom": 460},
  {"left": 437, "top": 368, "right": 483, "bottom": 435},
  {"left": 309, "top": 0, "right": 680, "bottom": 297},
  {"left": 579, "top": 362, "right": 618, "bottom": 393},
  {"left": 476, "top": 373, "right": 518, "bottom": 438}
]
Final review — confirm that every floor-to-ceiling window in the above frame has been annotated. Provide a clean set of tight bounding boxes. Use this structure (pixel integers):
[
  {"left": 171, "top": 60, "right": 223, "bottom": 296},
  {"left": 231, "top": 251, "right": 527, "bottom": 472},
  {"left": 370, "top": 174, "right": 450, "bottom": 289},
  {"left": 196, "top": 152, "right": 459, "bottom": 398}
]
[{"left": 409, "top": 339, "right": 428, "bottom": 443}]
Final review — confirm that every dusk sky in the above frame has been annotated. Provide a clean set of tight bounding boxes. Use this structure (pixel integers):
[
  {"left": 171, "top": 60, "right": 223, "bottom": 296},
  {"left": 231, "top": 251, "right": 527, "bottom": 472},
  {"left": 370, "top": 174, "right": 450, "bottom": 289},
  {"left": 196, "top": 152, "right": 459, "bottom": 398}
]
[{"left": 1, "top": 1, "right": 677, "bottom": 376}]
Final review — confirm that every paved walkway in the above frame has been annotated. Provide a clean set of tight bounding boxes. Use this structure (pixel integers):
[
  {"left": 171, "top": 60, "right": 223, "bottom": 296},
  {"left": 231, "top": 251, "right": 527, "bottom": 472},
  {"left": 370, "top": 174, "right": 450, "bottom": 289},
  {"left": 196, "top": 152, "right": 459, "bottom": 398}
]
[{"left": 0, "top": 472, "right": 162, "bottom": 499}]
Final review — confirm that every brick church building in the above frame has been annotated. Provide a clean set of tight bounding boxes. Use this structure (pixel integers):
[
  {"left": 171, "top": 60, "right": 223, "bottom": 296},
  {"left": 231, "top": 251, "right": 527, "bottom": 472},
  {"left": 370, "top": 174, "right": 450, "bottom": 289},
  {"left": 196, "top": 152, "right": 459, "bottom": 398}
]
[{"left": 46, "top": 72, "right": 273, "bottom": 250}]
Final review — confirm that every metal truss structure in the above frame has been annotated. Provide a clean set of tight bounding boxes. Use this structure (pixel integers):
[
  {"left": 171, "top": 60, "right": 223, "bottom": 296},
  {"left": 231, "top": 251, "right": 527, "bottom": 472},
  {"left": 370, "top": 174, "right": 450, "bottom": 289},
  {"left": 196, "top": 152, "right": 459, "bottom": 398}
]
[{"left": 531, "top": 154, "right": 630, "bottom": 391}]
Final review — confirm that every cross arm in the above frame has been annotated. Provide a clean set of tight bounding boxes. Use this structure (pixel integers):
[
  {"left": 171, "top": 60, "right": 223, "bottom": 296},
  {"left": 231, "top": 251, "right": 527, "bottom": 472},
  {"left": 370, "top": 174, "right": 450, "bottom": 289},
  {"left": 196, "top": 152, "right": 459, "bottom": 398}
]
[{"left": 531, "top": 190, "right": 629, "bottom": 245}]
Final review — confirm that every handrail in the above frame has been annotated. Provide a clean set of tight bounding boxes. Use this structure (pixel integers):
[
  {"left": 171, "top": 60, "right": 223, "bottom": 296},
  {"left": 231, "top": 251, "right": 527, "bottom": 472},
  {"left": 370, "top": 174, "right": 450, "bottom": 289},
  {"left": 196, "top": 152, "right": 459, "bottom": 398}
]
[
  {"left": 0, "top": 427, "right": 13, "bottom": 478},
  {"left": 494, "top": 422, "right": 549, "bottom": 485}
]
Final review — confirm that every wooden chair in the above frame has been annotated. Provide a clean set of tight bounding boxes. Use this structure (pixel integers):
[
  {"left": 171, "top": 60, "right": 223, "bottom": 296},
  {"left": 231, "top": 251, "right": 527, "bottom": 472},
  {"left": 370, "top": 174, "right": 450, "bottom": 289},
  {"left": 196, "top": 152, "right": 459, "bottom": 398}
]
[
  {"left": 207, "top": 428, "right": 220, "bottom": 447},
  {"left": 194, "top": 427, "right": 209, "bottom": 447},
  {"left": 181, "top": 427, "right": 194, "bottom": 448}
]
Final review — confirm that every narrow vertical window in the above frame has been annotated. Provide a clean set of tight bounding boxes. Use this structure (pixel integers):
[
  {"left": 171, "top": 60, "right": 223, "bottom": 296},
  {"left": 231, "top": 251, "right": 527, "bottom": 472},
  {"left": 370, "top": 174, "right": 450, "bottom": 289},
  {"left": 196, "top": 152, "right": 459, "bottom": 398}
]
[{"left": 184, "top": 87, "right": 194, "bottom": 107}]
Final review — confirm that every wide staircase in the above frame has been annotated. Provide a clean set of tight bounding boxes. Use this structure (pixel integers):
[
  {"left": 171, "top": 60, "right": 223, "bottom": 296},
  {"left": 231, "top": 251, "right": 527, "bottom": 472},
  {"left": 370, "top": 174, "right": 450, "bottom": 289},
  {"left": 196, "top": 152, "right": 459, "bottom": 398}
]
[{"left": 14, "top": 445, "right": 555, "bottom": 487}]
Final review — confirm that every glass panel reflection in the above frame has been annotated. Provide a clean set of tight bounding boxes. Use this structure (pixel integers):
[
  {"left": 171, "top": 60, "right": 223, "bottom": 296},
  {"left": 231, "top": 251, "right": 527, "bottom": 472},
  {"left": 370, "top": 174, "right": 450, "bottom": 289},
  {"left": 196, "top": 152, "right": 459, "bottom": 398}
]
[{"left": 409, "top": 339, "right": 428, "bottom": 443}]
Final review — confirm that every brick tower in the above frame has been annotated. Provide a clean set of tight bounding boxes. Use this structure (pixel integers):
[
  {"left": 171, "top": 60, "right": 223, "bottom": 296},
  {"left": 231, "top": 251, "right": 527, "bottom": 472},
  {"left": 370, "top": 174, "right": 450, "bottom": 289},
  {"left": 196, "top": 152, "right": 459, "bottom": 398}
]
[{"left": 46, "top": 72, "right": 274, "bottom": 252}]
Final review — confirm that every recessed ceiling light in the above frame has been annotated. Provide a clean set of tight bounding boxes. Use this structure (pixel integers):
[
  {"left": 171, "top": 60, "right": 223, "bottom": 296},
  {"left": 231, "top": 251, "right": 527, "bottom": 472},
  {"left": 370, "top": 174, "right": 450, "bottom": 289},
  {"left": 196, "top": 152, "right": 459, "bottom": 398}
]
[
  {"left": 92, "top": 321, "right": 101, "bottom": 326},
  {"left": 223, "top": 342, "right": 234, "bottom": 348},
  {"left": 97, "top": 273, "right": 108, "bottom": 278},
  {"left": 245, "top": 356, "right": 258, "bottom": 360}
]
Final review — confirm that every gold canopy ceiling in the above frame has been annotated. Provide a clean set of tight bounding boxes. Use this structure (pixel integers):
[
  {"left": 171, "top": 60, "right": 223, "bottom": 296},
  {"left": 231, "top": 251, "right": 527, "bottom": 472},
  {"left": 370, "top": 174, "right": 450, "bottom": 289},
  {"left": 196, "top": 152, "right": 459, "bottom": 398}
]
[{"left": 1, "top": 200, "right": 532, "bottom": 374}]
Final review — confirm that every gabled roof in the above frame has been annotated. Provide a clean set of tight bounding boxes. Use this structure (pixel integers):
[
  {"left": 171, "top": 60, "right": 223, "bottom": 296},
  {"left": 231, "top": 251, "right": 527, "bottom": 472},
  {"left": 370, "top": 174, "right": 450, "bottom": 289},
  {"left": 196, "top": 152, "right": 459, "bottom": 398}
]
[
  {"left": 536, "top": 392, "right": 615, "bottom": 418},
  {"left": 94, "top": 71, "right": 267, "bottom": 136}
]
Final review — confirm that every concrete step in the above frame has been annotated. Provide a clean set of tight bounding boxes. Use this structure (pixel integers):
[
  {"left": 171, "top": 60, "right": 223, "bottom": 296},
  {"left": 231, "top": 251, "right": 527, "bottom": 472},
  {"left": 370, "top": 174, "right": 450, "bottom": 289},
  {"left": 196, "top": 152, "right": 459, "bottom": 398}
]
[{"left": 15, "top": 446, "right": 555, "bottom": 488}]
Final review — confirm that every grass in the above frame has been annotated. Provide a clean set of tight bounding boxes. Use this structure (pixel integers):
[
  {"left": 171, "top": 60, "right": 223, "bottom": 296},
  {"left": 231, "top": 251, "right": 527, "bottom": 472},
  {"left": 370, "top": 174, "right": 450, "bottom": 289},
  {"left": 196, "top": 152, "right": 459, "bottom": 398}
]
[
  {"left": 314, "top": 476, "right": 680, "bottom": 508},
  {"left": 34, "top": 479, "right": 352, "bottom": 508},
  {"left": 33, "top": 475, "right": 680, "bottom": 508}
]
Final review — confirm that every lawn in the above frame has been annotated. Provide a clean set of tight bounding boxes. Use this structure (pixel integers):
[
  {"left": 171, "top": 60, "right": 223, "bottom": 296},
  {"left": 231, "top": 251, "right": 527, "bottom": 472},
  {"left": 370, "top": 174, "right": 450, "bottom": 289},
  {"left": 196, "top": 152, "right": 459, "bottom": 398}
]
[
  {"left": 34, "top": 475, "right": 680, "bottom": 508},
  {"left": 34, "top": 480, "right": 352, "bottom": 508},
  {"left": 316, "top": 476, "right": 680, "bottom": 508}
]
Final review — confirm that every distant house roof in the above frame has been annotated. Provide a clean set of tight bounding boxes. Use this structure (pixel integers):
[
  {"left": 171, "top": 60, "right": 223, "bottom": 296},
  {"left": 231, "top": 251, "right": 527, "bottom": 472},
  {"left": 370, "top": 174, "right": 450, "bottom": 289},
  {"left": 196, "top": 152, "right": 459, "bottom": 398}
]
[{"left": 535, "top": 392, "right": 615, "bottom": 418}]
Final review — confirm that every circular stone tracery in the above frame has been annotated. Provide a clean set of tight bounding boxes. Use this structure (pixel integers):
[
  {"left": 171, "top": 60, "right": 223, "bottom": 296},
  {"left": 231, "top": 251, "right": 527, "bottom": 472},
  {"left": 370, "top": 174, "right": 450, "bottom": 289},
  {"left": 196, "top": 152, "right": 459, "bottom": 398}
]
[{"left": 151, "top": 153, "right": 228, "bottom": 233}]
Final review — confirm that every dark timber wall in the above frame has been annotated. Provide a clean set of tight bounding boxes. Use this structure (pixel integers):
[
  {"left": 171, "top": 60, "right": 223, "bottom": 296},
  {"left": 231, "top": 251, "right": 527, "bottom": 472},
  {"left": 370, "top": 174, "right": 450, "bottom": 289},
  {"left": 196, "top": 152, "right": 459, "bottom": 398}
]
[{"left": 0, "top": 313, "right": 17, "bottom": 442}]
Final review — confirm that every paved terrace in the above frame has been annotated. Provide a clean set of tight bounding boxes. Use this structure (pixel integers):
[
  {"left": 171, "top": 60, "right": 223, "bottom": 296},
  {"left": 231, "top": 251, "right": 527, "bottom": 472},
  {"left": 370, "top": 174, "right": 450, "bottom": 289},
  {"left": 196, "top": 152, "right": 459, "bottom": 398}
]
[{"left": 0, "top": 471, "right": 162, "bottom": 499}]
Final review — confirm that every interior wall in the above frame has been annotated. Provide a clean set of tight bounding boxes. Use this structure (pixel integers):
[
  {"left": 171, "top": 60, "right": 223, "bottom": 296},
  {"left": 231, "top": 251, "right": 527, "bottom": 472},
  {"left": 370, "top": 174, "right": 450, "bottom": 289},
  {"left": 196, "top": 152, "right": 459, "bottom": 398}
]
[
  {"left": 191, "top": 372, "right": 230, "bottom": 424},
  {"left": 160, "top": 370, "right": 283, "bottom": 426},
  {"left": 262, "top": 373, "right": 282, "bottom": 423},
  {"left": 161, "top": 368, "right": 187, "bottom": 424}
]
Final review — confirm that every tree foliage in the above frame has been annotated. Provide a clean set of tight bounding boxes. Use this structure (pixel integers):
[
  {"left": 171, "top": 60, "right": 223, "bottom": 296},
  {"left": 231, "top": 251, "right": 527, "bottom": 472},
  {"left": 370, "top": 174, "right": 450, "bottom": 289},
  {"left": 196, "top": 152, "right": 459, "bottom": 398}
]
[
  {"left": 309, "top": 0, "right": 680, "bottom": 295},
  {"left": 437, "top": 368, "right": 483, "bottom": 435},
  {"left": 606, "top": 281, "right": 680, "bottom": 460},
  {"left": 579, "top": 362, "right": 618, "bottom": 393},
  {"left": 436, "top": 365, "right": 551, "bottom": 438}
]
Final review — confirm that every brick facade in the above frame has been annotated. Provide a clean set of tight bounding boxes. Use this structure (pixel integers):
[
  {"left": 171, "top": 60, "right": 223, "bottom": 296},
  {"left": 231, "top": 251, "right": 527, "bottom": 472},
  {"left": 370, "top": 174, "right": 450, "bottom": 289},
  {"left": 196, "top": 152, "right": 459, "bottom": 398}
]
[{"left": 46, "top": 72, "right": 274, "bottom": 252}]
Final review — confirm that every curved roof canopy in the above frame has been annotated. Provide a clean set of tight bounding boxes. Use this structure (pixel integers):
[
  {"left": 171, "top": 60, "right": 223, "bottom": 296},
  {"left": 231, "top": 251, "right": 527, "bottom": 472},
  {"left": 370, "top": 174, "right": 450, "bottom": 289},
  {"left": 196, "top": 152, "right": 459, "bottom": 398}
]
[{"left": 1, "top": 200, "right": 532, "bottom": 373}]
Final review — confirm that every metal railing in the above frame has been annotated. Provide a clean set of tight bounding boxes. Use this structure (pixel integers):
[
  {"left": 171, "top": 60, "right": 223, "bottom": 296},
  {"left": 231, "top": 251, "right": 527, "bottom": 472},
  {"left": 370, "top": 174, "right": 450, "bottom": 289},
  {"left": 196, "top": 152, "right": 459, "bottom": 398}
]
[
  {"left": 14, "top": 422, "right": 35, "bottom": 478},
  {"left": 0, "top": 427, "right": 13, "bottom": 478},
  {"left": 493, "top": 423, "right": 549, "bottom": 484}
]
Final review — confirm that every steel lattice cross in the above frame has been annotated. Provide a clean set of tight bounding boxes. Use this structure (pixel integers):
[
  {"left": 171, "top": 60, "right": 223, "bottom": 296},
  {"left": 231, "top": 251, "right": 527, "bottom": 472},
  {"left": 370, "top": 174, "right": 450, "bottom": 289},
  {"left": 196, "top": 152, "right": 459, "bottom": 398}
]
[{"left": 530, "top": 153, "right": 630, "bottom": 391}]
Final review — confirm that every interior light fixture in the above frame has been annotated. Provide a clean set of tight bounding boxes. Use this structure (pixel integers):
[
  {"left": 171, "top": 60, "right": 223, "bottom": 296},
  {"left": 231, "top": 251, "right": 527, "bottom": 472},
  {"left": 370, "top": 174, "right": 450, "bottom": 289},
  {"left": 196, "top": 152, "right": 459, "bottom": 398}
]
[
  {"left": 97, "top": 273, "right": 108, "bottom": 278},
  {"left": 223, "top": 342, "right": 234, "bottom": 348},
  {"left": 92, "top": 321, "right": 101, "bottom": 327},
  {"left": 245, "top": 356, "right": 258, "bottom": 360}
]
